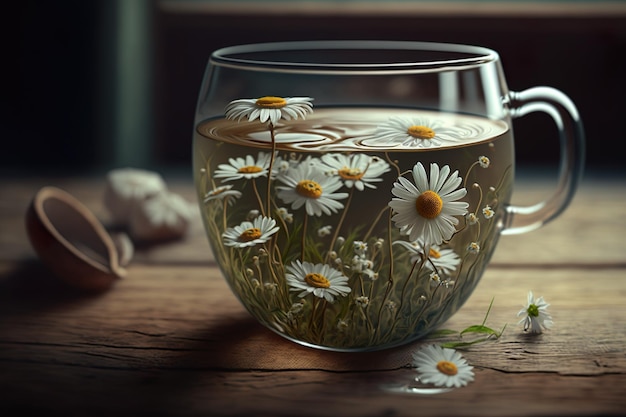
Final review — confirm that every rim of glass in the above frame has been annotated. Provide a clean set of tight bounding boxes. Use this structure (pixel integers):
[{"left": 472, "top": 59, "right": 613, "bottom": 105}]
[{"left": 209, "top": 40, "right": 499, "bottom": 75}]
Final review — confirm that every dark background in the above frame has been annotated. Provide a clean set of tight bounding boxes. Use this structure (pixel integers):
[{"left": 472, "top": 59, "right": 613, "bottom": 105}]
[{"left": 3, "top": 0, "right": 625, "bottom": 176}]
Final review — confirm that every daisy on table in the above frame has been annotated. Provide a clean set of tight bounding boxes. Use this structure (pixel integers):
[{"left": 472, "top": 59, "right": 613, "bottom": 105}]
[
  {"left": 412, "top": 344, "right": 474, "bottom": 388},
  {"left": 518, "top": 290, "right": 553, "bottom": 334}
]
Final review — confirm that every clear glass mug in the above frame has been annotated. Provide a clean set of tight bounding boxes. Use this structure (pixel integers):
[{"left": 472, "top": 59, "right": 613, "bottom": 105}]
[{"left": 193, "top": 41, "right": 584, "bottom": 351}]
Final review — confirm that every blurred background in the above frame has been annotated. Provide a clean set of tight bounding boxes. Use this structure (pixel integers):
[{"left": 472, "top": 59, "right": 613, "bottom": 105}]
[{"left": 2, "top": 0, "right": 625, "bottom": 177}]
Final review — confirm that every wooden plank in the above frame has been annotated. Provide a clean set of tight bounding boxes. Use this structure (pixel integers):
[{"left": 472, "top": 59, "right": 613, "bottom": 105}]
[
  {"left": 1, "top": 365, "right": 624, "bottom": 417},
  {"left": 2, "top": 174, "right": 625, "bottom": 266},
  {"left": 1, "top": 261, "right": 625, "bottom": 415},
  {"left": 1, "top": 264, "right": 624, "bottom": 373}
]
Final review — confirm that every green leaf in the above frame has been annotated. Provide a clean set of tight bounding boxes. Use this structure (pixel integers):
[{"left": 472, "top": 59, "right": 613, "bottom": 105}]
[
  {"left": 460, "top": 324, "right": 501, "bottom": 338},
  {"left": 481, "top": 296, "right": 495, "bottom": 326}
]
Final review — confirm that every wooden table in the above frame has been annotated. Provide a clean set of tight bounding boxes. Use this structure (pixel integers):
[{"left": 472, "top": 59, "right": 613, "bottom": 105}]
[{"left": 1, "top": 171, "right": 625, "bottom": 416}]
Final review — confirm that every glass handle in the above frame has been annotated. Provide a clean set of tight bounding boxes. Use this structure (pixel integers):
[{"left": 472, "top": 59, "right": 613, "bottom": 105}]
[{"left": 502, "top": 87, "right": 586, "bottom": 235}]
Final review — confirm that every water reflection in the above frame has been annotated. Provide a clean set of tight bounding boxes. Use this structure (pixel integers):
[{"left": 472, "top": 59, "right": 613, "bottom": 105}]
[{"left": 380, "top": 376, "right": 454, "bottom": 395}]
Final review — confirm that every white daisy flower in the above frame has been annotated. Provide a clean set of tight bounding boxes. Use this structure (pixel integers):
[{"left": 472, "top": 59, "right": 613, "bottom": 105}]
[
  {"left": 478, "top": 155, "right": 491, "bottom": 168},
  {"left": 425, "top": 245, "right": 460, "bottom": 274},
  {"left": 276, "top": 207, "right": 294, "bottom": 223},
  {"left": 385, "top": 300, "right": 397, "bottom": 313},
  {"left": 276, "top": 162, "right": 348, "bottom": 217},
  {"left": 412, "top": 344, "right": 475, "bottom": 388},
  {"left": 317, "top": 225, "right": 332, "bottom": 237},
  {"left": 466, "top": 212, "right": 479, "bottom": 225},
  {"left": 320, "top": 153, "right": 391, "bottom": 191},
  {"left": 271, "top": 155, "right": 298, "bottom": 179},
  {"left": 286, "top": 260, "right": 351, "bottom": 302},
  {"left": 372, "top": 116, "right": 464, "bottom": 148},
  {"left": 482, "top": 205, "right": 495, "bottom": 219},
  {"left": 388, "top": 162, "right": 469, "bottom": 246},
  {"left": 222, "top": 215, "right": 280, "bottom": 248},
  {"left": 213, "top": 152, "right": 271, "bottom": 182},
  {"left": 351, "top": 255, "right": 375, "bottom": 279},
  {"left": 225, "top": 96, "right": 313, "bottom": 125},
  {"left": 518, "top": 291, "right": 553, "bottom": 334},
  {"left": 467, "top": 242, "right": 480, "bottom": 254},
  {"left": 203, "top": 184, "right": 242, "bottom": 205},
  {"left": 337, "top": 319, "right": 350, "bottom": 331},
  {"left": 353, "top": 241, "right": 368, "bottom": 256},
  {"left": 392, "top": 240, "right": 460, "bottom": 275},
  {"left": 354, "top": 295, "right": 370, "bottom": 308},
  {"left": 429, "top": 272, "right": 442, "bottom": 287}
]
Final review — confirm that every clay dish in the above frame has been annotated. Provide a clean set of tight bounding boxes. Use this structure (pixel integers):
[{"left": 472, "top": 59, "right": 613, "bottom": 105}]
[{"left": 25, "top": 186, "right": 127, "bottom": 292}]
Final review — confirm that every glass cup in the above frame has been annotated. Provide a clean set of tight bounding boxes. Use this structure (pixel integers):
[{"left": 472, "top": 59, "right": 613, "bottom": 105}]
[{"left": 192, "top": 41, "right": 584, "bottom": 351}]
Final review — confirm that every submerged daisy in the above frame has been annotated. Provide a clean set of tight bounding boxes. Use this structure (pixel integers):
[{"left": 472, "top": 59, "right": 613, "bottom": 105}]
[
  {"left": 372, "top": 116, "right": 464, "bottom": 148},
  {"left": 276, "top": 162, "right": 348, "bottom": 217},
  {"left": 225, "top": 96, "right": 314, "bottom": 125},
  {"left": 467, "top": 242, "right": 481, "bottom": 254},
  {"left": 276, "top": 207, "right": 294, "bottom": 223},
  {"left": 222, "top": 216, "right": 280, "bottom": 248},
  {"left": 518, "top": 291, "right": 553, "bottom": 334},
  {"left": 482, "top": 205, "right": 495, "bottom": 219},
  {"left": 389, "top": 162, "right": 469, "bottom": 245},
  {"left": 392, "top": 239, "right": 461, "bottom": 275},
  {"left": 412, "top": 344, "right": 474, "bottom": 388},
  {"left": 213, "top": 152, "right": 271, "bottom": 182},
  {"left": 285, "top": 260, "right": 351, "bottom": 302},
  {"left": 203, "top": 184, "right": 242, "bottom": 205},
  {"left": 317, "top": 225, "right": 332, "bottom": 237},
  {"left": 320, "top": 153, "right": 391, "bottom": 191}
]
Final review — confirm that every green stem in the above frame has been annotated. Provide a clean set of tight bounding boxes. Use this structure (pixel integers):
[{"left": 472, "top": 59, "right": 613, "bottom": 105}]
[
  {"left": 301, "top": 214, "right": 308, "bottom": 261},
  {"left": 397, "top": 258, "right": 423, "bottom": 315},
  {"left": 251, "top": 179, "right": 265, "bottom": 217},
  {"left": 266, "top": 123, "right": 277, "bottom": 217},
  {"left": 375, "top": 211, "right": 396, "bottom": 340},
  {"left": 326, "top": 187, "right": 354, "bottom": 262},
  {"left": 363, "top": 206, "right": 390, "bottom": 242},
  {"left": 222, "top": 199, "right": 228, "bottom": 231},
  {"left": 463, "top": 161, "right": 480, "bottom": 189}
]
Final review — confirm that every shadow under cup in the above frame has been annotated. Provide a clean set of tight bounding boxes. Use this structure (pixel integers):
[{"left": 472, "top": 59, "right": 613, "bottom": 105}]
[{"left": 192, "top": 41, "right": 584, "bottom": 351}]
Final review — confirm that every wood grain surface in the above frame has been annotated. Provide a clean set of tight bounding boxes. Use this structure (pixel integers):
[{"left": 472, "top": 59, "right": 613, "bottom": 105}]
[{"left": 1, "top": 173, "right": 625, "bottom": 416}]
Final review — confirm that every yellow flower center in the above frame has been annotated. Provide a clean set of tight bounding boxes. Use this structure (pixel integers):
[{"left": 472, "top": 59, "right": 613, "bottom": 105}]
[
  {"left": 238, "top": 165, "right": 263, "bottom": 174},
  {"left": 429, "top": 248, "right": 441, "bottom": 259},
  {"left": 296, "top": 180, "right": 323, "bottom": 199},
  {"left": 416, "top": 190, "right": 443, "bottom": 219},
  {"left": 527, "top": 304, "right": 539, "bottom": 317},
  {"left": 338, "top": 167, "right": 364, "bottom": 181},
  {"left": 256, "top": 96, "right": 287, "bottom": 109},
  {"left": 407, "top": 125, "right": 436, "bottom": 140},
  {"left": 304, "top": 272, "right": 331, "bottom": 288},
  {"left": 436, "top": 360, "right": 458, "bottom": 376},
  {"left": 239, "top": 228, "right": 262, "bottom": 242}
]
